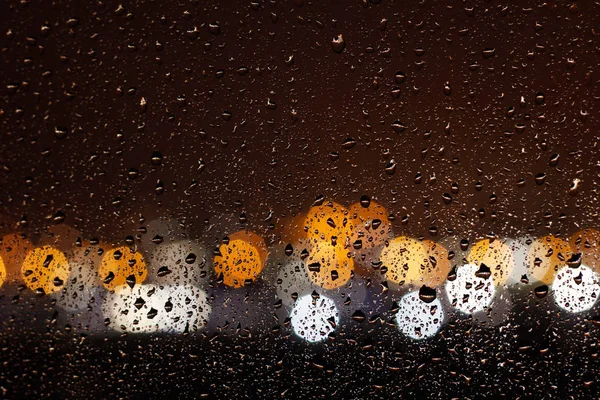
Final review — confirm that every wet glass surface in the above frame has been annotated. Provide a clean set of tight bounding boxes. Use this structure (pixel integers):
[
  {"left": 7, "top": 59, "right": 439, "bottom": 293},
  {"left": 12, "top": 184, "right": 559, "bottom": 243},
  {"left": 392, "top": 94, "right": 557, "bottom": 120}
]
[{"left": 0, "top": 0, "right": 599, "bottom": 398}]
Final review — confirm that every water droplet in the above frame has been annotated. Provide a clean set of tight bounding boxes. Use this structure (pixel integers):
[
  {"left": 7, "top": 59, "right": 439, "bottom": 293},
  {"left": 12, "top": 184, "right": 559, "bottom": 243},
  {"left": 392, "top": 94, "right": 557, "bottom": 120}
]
[
  {"left": 285, "top": 244, "right": 294, "bottom": 256},
  {"left": 391, "top": 120, "right": 406, "bottom": 133},
  {"left": 475, "top": 264, "right": 491, "bottom": 279},
  {"left": 419, "top": 285, "right": 436, "bottom": 303},
  {"left": 394, "top": 71, "right": 406, "bottom": 84},
  {"left": 208, "top": 22, "right": 220, "bottom": 34},
  {"left": 443, "top": 83, "right": 452, "bottom": 96},
  {"left": 360, "top": 195, "right": 371, "bottom": 208},
  {"left": 482, "top": 48, "right": 496, "bottom": 58},
  {"left": 151, "top": 151, "right": 163, "bottom": 166},
  {"left": 342, "top": 137, "right": 356, "bottom": 149},
  {"left": 331, "top": 34, "right": 345, "bottom": 53},
  {"left": 54, "top": 126, "right": 68, "bottom": 139},
  {"left": 534, "top": 285, "right": 548, "bottom": 298},
  {"left": 534, "top": 173, "right": 546, "bottom": 185},
  {"left": 535, "top": 92, "right": 545, "bottom": 105},
  {"left": 567, "top": 253, "right": 582, "bottom": 268},
  {"left": 351, "top": 310, "right": 366, "bottom": 322},
  {"left": 384, "top": 160, "right": 396, "bottom": 175}
]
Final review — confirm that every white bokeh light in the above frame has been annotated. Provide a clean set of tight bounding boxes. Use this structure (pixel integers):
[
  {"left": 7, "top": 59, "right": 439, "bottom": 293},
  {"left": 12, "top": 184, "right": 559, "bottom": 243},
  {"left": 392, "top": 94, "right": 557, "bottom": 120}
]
[
  {"left": 103, "top": 284, "right": 211, "bottom": 333},
  {"left": 149, "top": 240, "right": 209, "bottom": 286},
  {"left": 506, "top": 236, "right": 534, "bottom": 285},
  {"left": 290, "top": 294, "right": 339, "bottom": 343},
  {"left": 276, "top": 257, "right": 316, "bottom": 308},
  {"left": 445, "top": 263, "right": 496, "bottom": 314},
  {"left": 55, "top": 245, "right": 103, "bottom": 311},
  {"left": 395, "top": 291, "right": 444, "bottom": 340},
  {"left": 553, "top": 265, "right": 600, "bottom": 313}
]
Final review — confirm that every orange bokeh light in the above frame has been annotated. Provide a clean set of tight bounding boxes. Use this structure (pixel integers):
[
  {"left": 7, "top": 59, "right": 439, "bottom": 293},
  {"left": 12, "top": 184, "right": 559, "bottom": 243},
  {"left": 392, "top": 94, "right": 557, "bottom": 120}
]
[
  {"left": 21, "top": 245, "right": 71, "bottom": 294},
  {"left": 214, "top": 231, "right": 267, "bottom": 288},
  {"left": 467, "top": 238, "right": 514, "bottom": 285},
  {"left": 528, "top": 235, "right": 571, "bottom": 284},
  {"left": 570, "top": 228, "right": 600, "bottom": 270},
  {"left": 304, "top": 242, "right": 354, "bottom": 289},
  {"left": 419, "top": 240, "right": 452, "bottom": 287},
  {"left": 348, "top": 200, "right": 391, "bottom": 250},
  {"left": 0, "top": 233, "right": 33, "bottom": 282},
  {"left": 0, "top": 256, "right": 5, "bottom": 288},
  {"left": 99, "top": 246, "right": 148, "bottom": 291},
  {"left": 380, "top": 236, "right": 427, "bottom": 285},
  {"left": 304, "top": 201, "right": 354, "bottom": 247}
]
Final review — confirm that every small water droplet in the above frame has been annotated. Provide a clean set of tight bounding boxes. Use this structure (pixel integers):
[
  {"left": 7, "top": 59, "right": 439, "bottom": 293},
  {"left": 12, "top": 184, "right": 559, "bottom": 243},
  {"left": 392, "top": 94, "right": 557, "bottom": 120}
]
[
  {"left": 360, "top": 195, "right": 371, "bottom": 208},
  {"left": 534, "top": 285, "right": 548, "bottom": 298},
  {"left": 332, "top": 34, "right": 345, "bottom": 53},
  {"left": 419, "top": 285, "right": 436, "bottom": 303},
  {"left": 534, "top": 173, "right": 546, "bottom": 185}
]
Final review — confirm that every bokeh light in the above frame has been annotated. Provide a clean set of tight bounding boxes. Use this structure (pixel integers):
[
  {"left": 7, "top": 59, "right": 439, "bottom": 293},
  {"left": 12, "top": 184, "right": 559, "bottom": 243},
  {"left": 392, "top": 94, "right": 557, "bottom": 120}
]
[
  {"left": 0, "top": 233, "right": 33, "bottom": 282},
  {"left": 0, "top": 256, "right": 5, "bottom": 288},
  {"left": 274, "top": 240, "right": 316, "bottom": 307},
  {"left": 348, "top": 200, "right": 391, "bottom": 250},
  {"left": 528, "top": 235, "right": 571, "bottom": 284},
  {"left": 99, "top": 246, "right": 148, "bottom": 291},
  {"left": 290, "top": 294, "right": 339, "bottom": 343},
  {"left": 214, "top": 231, "right": 267, "bottom": 288},
  {"left": 150, "top": 240, "right": 209, "bottom": 286},
  {"left": 506, "top": 236, "right": 534, "bottom": 285},
  {"left": 304, "top": 201, "right": 354, "bottom": 246},
  {"left": 380, "top": 236, "right": 426, "bottom": 285},
  {"left": 395, "top": 290, "right": 444, "bottom": 340},
  {"left": 467, "top": 238, "right": 514, "bottom": 285},
  {"left": 445, "top": 263, "right": 496, "bottom": 314},
  {"left": 553, "top": 265, "right": 600, "bottom": 313},
  {"left": 419, "top": 240, "right": 452, "bottom": 288},
  {"left": 570, "top": 228, "right": 600, "bottom": 271},
  {"left": 55, "top": 241, "right": 105, "bottom": 311},
  {"left": 305, "top": 242, "right": 354, "bottom": 289},
  {"left": 22, "top": 245, "right": 71, "bottom": 294},
  {"left": 103, "top": 284, "right": 211, "bottom": 333}
]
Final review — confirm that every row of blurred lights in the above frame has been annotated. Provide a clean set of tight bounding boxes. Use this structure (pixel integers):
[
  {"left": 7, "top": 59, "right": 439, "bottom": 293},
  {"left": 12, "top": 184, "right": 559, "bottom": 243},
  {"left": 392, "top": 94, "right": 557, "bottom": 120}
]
[{"left": 0, "top": 198, "right": 599, "bottom": 343}]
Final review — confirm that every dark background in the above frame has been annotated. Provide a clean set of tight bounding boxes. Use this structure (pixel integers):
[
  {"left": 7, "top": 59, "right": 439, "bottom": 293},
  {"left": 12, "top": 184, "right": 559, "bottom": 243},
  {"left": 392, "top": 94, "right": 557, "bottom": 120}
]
[{"left": 0, "top": 0, "right": 599, "bottom": 398}]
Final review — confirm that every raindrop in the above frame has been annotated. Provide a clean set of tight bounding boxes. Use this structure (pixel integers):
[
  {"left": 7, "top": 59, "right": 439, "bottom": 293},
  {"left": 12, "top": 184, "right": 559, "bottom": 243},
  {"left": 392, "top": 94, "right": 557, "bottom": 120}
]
[
  {"left": 331, "top": 34, "right": 345, "bottom": 53},
  {"left": 534, "top": 173, "right": 546, "bottom": 185},
  {"left": 419, "top": 285, "right": 436, "bottom": 303},
  {"left": 482, "top": 48, "right": 496, "bottom": 58},
  {"left": 360, "top": 195, "right": 371, "bottom": 208},
  {"left": 534, "top": 285, "right": 548, "bottom": 298},
  {"left": 391, "top": 120, "right": 407, "bottom": 133}
]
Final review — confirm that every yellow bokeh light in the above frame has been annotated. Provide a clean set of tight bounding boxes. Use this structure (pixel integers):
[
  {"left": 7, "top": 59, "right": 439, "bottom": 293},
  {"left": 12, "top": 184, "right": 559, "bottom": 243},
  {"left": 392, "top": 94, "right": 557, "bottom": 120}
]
[
  {"left": 304, "top": 243, "right": 354, "bottom": 289},
  {"left": 304, "top": 201, "right": 354, "bottom": 246},
  {"left": 528, "top": 235, "right": 571, "bottom": 284},
  {"left": 348, "top": 200, "right": 391, "bottom": 249},
  {"left": 0, "top": 233, "right": 32, "bottom": 282},
  {"left": 228, "top": 230, "right": 268, "bottom": 266},
  {"left": 419, "top": 240, "right": 452, "bottom": 287},
  {"left": 21, "top": 246, "right": 70, "bottom": 294},
  {"left": 380, "top": 236, "right": 427, "bottom": 285},
  {"left": 570, "top": 228, "right": 600, "bottom": 270},
  {"left": 467, "top": 239, "right": 514, "bottom": 286},
  {"left": 0, "top": 256, "right": 5, "bottom": 288},
  {"left": 99, "top": 246, "right": 148, "bottom": 291},
  {"left": 213, "top": 231, "right": 267, "bottom": 288}
]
